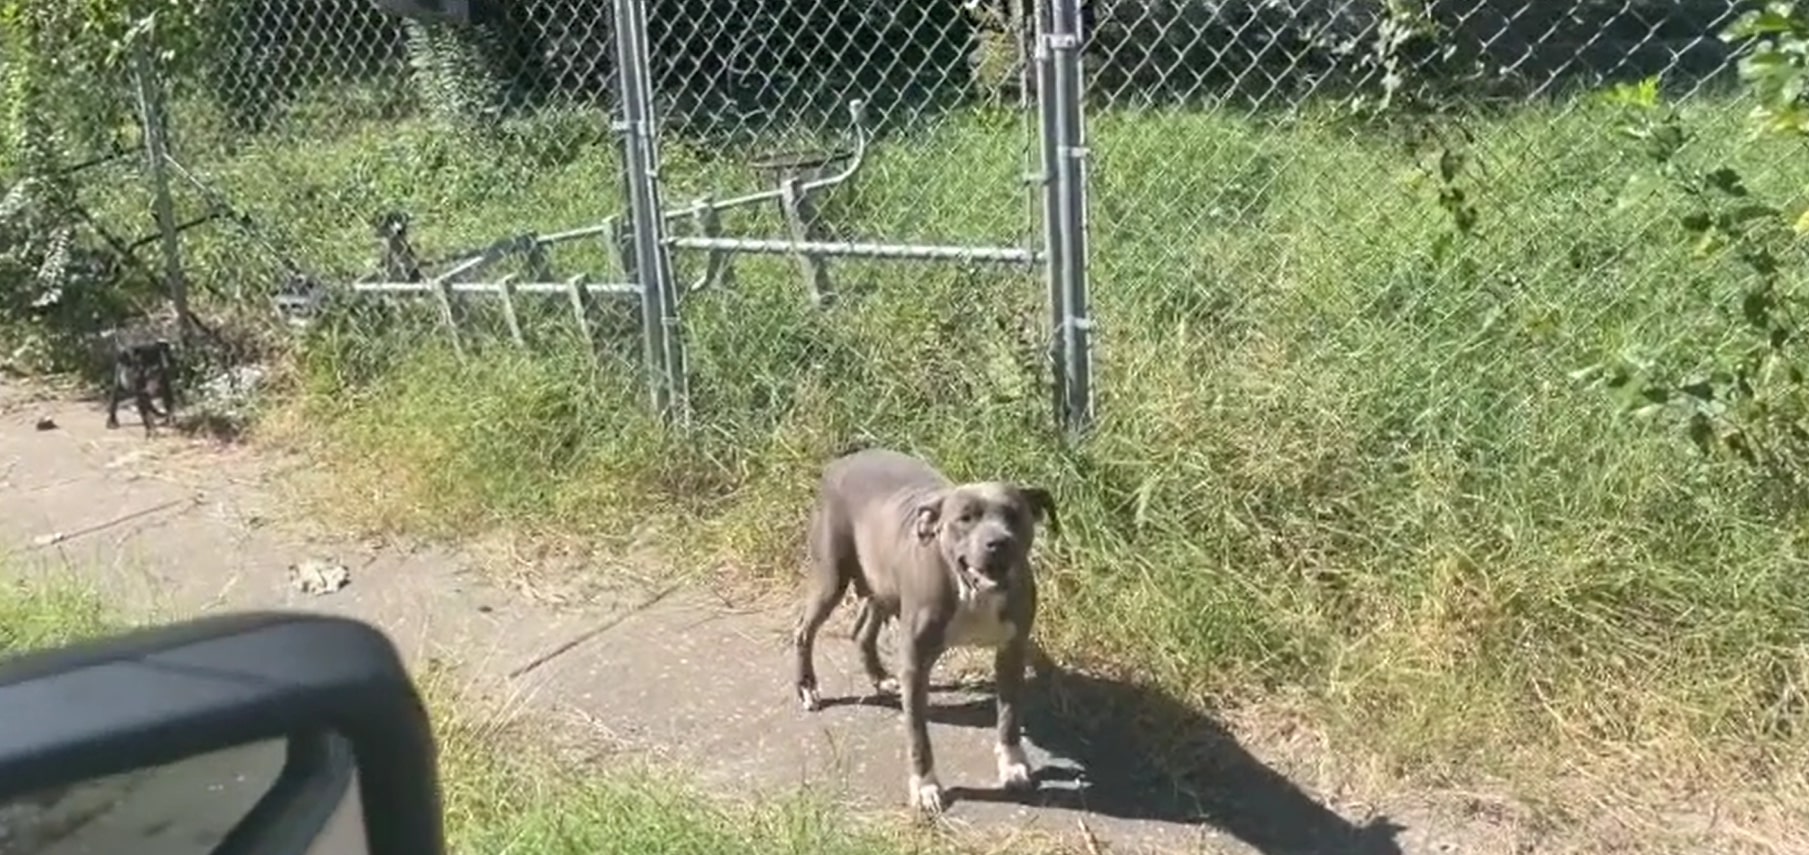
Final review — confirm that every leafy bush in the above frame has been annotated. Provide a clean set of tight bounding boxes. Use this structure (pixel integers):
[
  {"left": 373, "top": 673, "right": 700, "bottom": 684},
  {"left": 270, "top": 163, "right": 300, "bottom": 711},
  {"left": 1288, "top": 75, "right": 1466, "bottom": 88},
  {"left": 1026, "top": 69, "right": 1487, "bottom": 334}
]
[{"left": 1585, "top": 2, "right": 1809, "bottom": 502}]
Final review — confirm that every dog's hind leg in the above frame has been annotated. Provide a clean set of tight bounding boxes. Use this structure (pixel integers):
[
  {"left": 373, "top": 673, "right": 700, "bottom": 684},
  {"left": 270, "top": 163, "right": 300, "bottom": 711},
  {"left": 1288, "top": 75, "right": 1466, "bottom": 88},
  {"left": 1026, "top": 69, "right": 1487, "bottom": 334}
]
[
  {"left": 133, "top": 386, "right": 159, "bottom": 437},
  {"left": 854, "top": 599, "right": 898, "bottom": 697},
  {"left": 793, "top": 572, "right": 847, "bottom": 712},
  {"left": 794, "top": 505, "right": 852, "bottom": 712},
  {"left": 154, "top": 344, "right": 176, "bottom": 424},
  {"left": 105, "top": 373, "right": 124, "bottom": 430}
]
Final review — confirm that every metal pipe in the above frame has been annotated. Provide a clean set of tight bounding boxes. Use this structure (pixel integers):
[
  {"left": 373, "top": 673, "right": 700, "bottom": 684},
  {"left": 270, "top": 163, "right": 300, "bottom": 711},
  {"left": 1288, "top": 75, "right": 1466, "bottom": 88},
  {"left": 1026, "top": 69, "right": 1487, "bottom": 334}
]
[
  {"left": 659, "top": 99, "right": 872, "bottom": 223},
  {"left": 615, "top": 0, "right": 686, "bottom": 421},
  {"left": 1049, "top": 0, "right": 1094, "bottom": 435},
  {"left": 1034, "top": 0, "right": 1068, "bottom": 432},
  {"left": 353, "top": 281, "right": 641, "bottom": 297},
  {"left": 430, "top": 253, "right": 490, "bottom": 284},
  {"left": 131, "top": 40, "right": 192, "bottom": 340},
  {"left": 666, "top": 236, "right": 1040, "bottom": 265},
  {"left": 538, "top": 222, "right": 619, "bottom": 244}
]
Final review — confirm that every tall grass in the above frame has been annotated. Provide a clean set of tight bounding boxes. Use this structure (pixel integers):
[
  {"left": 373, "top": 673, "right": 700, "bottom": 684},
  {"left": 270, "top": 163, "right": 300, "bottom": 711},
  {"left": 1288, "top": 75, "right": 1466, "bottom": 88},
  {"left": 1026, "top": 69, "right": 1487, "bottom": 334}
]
[{"left": 123, "top": 84, "right": 1809, "bottom": 801}]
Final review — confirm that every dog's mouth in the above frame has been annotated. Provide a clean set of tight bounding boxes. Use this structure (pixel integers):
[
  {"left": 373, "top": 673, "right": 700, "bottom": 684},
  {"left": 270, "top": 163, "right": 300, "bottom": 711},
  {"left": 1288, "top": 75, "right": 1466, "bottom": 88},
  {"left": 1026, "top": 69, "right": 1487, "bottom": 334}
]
[{"left": 955, "top": 556, "right": 1006, "bottom": 595}]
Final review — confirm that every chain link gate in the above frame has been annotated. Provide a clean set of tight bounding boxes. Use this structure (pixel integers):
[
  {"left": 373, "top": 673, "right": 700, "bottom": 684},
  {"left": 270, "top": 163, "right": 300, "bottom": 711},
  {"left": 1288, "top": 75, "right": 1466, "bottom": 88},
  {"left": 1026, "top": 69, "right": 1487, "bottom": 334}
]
[
  {"left": 615, "top": 0, "right": 1096, "bottom": 436},
  {"left": 366, "top": 0, "right": 1097, "bottom": 434}
]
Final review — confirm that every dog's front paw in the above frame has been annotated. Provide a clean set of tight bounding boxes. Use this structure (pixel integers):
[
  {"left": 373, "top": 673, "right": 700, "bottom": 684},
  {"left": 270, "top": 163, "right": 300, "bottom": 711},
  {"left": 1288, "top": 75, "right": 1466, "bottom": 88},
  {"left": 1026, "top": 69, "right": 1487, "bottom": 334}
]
[
  {"left": 797, "top": 684, "right": 822, "bottom": 712},
  {"left": 907, "top": 774, "right": 945, "bottom": 816},
  {"left": 105, "top": 418, "right": 119, "bottom": 430},
  {"left": 872, "top": 676, "right": 900, "bottom": 696},
  {"left": 995, "top": 743, "right": 1034, "bottom": 791}
]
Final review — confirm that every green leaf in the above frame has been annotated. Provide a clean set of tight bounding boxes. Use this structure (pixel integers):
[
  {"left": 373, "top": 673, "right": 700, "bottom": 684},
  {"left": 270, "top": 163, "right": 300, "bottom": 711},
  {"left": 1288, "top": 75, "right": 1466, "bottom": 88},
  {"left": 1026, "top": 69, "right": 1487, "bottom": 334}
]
[
  {"left": 1688, "top": 412, "right": 1717, "bottom": 452},
  {"left": 1725, "top": 4, "right": 1804, "bottom": 42},
  {"left": 1605, "top": 77, "right": 1661, "bottom": 109},
  {"left": 1728, "top": 203, "right": 1784, "bottom": 226},
  {"left": 1744, "top": 290, "right": 1775, "bottom": 331},
  {"left": 1725, "top": 430, "right": 1758, "bottom": 465},
  {"left": 1707, "top": 167, "right": 1751, "bottom": 197},
  {"left": 1605, "top": 364, "right": 1635, "bottom": 390},
  {"left": 1615, "top": 172, "right": 1664, "bottom": 213},
  {"left": 1680, "top": 380, "right": 1718, "bottom": 402},
  {"left": 1694, "top": 230, "right": 1729, "bottom": 257}
]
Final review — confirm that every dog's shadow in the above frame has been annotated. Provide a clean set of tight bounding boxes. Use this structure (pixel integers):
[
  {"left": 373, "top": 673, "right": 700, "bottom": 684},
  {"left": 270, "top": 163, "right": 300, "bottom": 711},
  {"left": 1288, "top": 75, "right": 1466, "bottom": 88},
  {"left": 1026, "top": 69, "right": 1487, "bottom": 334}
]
[{"left": 830, "top": 661, "right": 1404, "bottom": 855}]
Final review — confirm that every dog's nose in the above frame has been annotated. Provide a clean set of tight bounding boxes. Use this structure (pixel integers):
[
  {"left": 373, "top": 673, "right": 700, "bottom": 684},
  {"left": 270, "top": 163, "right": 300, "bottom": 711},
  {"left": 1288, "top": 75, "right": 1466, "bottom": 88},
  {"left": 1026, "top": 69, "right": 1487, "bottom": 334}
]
[{"left": 982, "top": 533, "right": 1010, "bottom": 554}]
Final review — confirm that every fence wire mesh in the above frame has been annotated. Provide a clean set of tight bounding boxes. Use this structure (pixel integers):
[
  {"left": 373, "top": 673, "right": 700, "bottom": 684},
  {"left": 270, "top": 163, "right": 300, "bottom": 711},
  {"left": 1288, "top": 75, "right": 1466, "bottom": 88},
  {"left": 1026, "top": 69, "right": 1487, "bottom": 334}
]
[
  {"left": 1075, "top": 1, "right": 1793, "bottom": 467},
  {"left": 3, "top": 0, "right": 1798, "bottom": 444},
  {"left": 135, "top": 1, "right": 638, "bottom": 385},
  {"left": 632, "top": 0, "right": 1055, "bottom": 435}
]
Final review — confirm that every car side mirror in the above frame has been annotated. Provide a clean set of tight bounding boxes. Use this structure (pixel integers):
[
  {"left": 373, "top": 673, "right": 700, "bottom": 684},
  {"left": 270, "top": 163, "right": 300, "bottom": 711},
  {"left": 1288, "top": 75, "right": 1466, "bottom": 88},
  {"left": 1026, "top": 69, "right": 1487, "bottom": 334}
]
[{"left": 0, "top": 612, "right": 446, "bottom": 855}]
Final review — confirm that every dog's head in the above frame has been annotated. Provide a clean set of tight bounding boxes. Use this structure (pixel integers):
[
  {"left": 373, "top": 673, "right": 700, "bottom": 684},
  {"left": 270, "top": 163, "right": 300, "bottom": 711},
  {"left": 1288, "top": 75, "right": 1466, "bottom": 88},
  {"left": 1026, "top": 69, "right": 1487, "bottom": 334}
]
[
  {"left": 372, "top": 210, "right": 411, "bottom": 239},
  {"left": 115, "top": 340, "right": 173, "bottom": 382},
  {"left": 912, "top": 482, "right": 1059, "bottom": 594}
]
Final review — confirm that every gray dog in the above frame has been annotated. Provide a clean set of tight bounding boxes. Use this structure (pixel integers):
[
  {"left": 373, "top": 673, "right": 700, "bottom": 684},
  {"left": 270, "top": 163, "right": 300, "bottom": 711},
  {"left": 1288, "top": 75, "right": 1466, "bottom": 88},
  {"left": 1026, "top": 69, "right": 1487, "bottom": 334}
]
[{"left": 792, "top": 446, "right": 1058, "bottom": 816}]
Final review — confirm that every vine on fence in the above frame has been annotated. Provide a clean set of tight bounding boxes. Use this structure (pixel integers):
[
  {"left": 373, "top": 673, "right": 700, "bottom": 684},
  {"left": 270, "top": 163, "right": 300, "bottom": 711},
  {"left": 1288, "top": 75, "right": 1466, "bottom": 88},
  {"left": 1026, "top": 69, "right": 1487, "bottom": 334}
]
[
  {"left": 405, "top": 18, "right": 511, "bottom": 124},
  {"left": 2, "top": 0, "right": 87, "bottom": 341},
  {"left": 0, "top": 0, "right": 214, "bottom": 369},
  {"left": 1584, "top": 2, "right": 1809, "bottom": 499}
]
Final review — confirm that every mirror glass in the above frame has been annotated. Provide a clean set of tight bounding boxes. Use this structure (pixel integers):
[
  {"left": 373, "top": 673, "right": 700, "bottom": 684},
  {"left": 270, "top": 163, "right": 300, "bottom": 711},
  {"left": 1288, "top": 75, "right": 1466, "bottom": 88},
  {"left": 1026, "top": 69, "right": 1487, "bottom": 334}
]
[
  {"left": 0, "top": 737, "right": 290, "bottom": 855},
  {"left": 306, "top": 764, "right": 369, "bottom": 855}
]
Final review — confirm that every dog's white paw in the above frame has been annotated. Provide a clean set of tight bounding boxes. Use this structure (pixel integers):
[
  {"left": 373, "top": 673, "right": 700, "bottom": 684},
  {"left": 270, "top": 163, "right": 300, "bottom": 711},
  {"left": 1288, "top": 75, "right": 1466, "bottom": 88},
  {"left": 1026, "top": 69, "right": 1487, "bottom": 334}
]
[
  {"left": 798, "top": 685, "right": 822, "bottom": 712},
  {"left": 907, "top": 774, "right": 945, "bottom": 816},
  {"left": 873, "top": 676, "right": 900, "bottom": 696},
  {"left": 995, "top": 743, "right": 1033, "bottom": 791}
]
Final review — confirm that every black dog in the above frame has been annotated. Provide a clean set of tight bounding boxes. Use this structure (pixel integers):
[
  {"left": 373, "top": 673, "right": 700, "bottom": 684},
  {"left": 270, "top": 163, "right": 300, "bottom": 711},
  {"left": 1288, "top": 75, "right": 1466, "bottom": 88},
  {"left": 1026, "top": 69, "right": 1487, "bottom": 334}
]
[{"left": 106, "top": 338, "right": 177, "bottom": 436}]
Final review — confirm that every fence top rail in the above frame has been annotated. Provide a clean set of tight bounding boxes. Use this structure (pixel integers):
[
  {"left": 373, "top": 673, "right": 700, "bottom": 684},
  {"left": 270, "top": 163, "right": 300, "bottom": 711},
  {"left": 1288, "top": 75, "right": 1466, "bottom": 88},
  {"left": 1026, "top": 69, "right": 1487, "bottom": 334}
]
[{"left": 352, "top": 281, "right": 641, "bottom": 297}]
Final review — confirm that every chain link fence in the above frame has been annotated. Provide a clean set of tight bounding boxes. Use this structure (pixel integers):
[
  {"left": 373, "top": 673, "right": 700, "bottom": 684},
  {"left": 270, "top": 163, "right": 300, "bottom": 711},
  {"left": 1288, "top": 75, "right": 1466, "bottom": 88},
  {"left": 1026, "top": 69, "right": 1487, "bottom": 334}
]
[
  {"left": 109, "top": 0, "right": 1068, "bottom": 442},
  {"left": 635, "top": 0, "right": 1064, "bottom": 442},
  {"left": 117, "top": 1, "right": 638, "bottom": 410},
  {"left": 7, "top": 0, "right": 1795, "bottom": 447},
  {"left": 1068, "top": 1, "right": 1797, "bottom": 521}
]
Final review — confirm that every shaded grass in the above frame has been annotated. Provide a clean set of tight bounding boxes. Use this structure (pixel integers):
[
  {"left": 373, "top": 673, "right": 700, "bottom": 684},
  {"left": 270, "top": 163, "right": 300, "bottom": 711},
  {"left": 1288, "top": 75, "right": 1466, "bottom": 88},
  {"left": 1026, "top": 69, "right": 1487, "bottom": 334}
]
[
  {"left": 114, "top": 80, "right": 1809, "bottom": 813},
  {"left": 0, "top": 570, "right": 960, "bottom": 855}
]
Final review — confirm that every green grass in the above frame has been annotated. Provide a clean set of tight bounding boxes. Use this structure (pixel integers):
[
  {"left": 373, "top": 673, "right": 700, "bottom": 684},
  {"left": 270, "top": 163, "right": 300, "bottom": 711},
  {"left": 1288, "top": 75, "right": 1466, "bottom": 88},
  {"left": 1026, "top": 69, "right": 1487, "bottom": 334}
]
[
  {"left": 67, "top": 78, "right": 1809, "bottom": 806},
  {"left": 0, "top": 571, "right": 112, "bottom": 653},
  {"left": 0, "top": 568, "right": 949, "bottom": 854}
]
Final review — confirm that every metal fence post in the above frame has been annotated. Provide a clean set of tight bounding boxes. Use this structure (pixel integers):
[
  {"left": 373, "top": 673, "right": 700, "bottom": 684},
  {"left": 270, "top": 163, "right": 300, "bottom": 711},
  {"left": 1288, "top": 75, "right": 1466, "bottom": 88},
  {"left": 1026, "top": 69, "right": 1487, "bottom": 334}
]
[
  {"left": 613, "top": 0, "right": 689, "bottom": 425},
  {"left": 1036, "top": 0, "right": 1094, "bottom": 437},
  {"left": 1033, "top": 0, "right": 1067, "bottom": 436},
  {"left": 130, "top": 36, "right": 192, "bottom": 342}
]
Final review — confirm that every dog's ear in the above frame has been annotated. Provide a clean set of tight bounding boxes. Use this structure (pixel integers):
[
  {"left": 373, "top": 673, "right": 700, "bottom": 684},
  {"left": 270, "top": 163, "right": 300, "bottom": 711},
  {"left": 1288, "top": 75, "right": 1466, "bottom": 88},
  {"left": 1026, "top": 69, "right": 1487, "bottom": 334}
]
[
  {"left": 1019, "top": 486, "right": 1060, "bottom": 537},
  {"left": 912, "top": 492, "right": 945, "bottom": 543}
]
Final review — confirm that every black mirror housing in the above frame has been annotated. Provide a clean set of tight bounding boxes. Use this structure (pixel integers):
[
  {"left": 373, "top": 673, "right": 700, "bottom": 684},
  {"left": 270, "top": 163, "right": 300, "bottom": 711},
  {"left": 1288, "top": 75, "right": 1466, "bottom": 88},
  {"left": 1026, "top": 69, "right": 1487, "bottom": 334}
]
[{"left": 0, "top": 612, "right": 446, "bottom": 855}]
